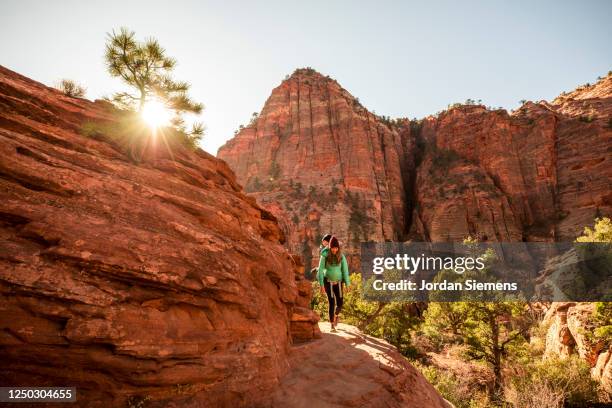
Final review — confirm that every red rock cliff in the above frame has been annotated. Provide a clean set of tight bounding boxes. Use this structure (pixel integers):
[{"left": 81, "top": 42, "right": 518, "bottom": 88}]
[
  {"left": 412, "top": 75, "right": 610, "bottom": 242},
  {"left": 218, "top": 70, "right": 611, "bottom": 262},
  {"left": 0, "top": 65, "right": 320, "bottom": 407},
  {"left": 218, "top": 68, "right": 416, "bottom": 268}
]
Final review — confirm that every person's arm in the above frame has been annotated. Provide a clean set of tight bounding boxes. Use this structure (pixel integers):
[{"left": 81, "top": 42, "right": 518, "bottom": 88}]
[
  {"left": 341, "top": 254, "right": 350, "bottom": 286},
  {"left": 317, "top": 255, "right": 326, "bottom": 287}
]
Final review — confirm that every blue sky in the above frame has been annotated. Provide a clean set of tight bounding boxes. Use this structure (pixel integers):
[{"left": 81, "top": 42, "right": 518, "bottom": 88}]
[{"left": 1, "top": 0, "right": 610, "bottom": 154}]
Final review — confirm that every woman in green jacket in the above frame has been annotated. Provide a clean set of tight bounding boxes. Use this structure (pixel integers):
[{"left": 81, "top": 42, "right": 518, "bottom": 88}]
[
  {"left": 317, "top": 236, "right": 350, "bottom": 331},
  {"left": 309, "top": 233, "right": 332, "bottom": 280}
]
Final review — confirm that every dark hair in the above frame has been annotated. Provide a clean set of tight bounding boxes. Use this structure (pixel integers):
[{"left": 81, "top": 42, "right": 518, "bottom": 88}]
[
  {"left": 322, "top": 233, "right": 332, "bottom": 242},
  {"left": 326, "top": 236, "right": 341, "bottom": 265}
]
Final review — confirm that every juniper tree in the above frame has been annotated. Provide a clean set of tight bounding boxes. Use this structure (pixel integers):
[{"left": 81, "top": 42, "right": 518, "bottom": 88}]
[{"left": 423, "top": 246, "right": 531, "bottom": 401}]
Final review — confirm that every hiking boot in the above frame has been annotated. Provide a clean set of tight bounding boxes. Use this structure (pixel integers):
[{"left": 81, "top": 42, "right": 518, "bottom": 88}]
[
  {"left": 334, "top": 314, "right": 340, "bottom": 327},
  {"left": 330, "top": 320, "right": 336, "bottom": 331}
]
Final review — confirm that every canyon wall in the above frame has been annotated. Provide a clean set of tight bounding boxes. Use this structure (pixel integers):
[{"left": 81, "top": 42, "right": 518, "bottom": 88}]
[
  {"left": 413, "top": 77, "right": 611, "bottom": 243},
  {"left": 219, "top": 68, "right": 417, "bottom": 268},
  {"left": 218, "top": 70, "right": 611, "bottom": 267}
]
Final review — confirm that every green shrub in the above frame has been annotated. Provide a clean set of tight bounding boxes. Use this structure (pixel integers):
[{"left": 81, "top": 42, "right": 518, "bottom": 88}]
[
  {"left": 504, "top": 380, "right": 564, "bottom": 408},
  {"left": 80, "top": 110, "right": 202, "bottom": 161},
  {"left": 56, "top": 79, "right": 86, "bottom": 98},
  {"left": 414, "top": 363, "right": 490, "bottom": 408},
  {"left": 590, "top": 302, "right": 612, "bottom": 347},
  {"left": 576, "top": 217, "right": 612, "bottom": 242},
  {"left": 310, "top": 279, "right": 328, "bottom": 318}
]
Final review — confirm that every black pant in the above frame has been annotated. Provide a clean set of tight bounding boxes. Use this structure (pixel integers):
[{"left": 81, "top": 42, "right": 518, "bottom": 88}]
[{"left": 324, "top": 278, "right": 343, "bottom": 322}]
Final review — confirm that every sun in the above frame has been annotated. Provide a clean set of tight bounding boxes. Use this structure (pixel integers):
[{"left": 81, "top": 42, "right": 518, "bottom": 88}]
[{"left": 141, "top": 99, "right": 172, "bottom": 128}]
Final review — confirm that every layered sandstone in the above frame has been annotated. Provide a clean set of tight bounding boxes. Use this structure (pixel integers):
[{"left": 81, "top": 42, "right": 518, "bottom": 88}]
[
  {"left": 412, "top": 74, "right": 611, "bottom": 242},
  {"left": 0, "top": 65, "right": 452, "bottom": 408},
  {"left": 218, "top": 68, "right": 415, "bottom": 268},
  {"left": 219, "top": 70, "right": 611, "bottom": 266},
  {"left": 0, "top": 65, "right": 321, "bottom": 407}
]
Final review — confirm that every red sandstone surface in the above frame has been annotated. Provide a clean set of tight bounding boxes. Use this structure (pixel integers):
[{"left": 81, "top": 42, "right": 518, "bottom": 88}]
[
  {"left": 218, "top": 69, "right": 611, "bottom": 267},
  {"left": 218, "top": 68, "right": 415, "bottom": 269},
  {"left": 0, "top": 65, "right": 322, "bottom": 406},
  {"left": 271, "top": 323, "right": 451, "bottom": 408},
  {"left": 0, "top": 65, "right": 450, "bottom": 407}
]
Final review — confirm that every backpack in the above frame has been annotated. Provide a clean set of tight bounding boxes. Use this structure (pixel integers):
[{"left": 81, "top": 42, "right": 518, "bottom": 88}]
[{"left": 324, "top": 251, "right": 342, "bottom": 268}]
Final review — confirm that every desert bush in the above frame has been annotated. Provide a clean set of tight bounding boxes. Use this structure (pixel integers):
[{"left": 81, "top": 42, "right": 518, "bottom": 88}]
[
  {"left": 248, "top": 111, "right": 259, "bottom": 126},
  {"left": 415, "top": 362, "right": 490, "bottom": 408},
  {"left": 309, "top": 279, "right": 328, "bottom": 318},
  {"left": 527, "top": 319, "right": 551, "bottom": 356},
  {"left": 504, "top": 380, "right": 564, "bottom": 408},
  {"left": 576, "top": 217, "right": 612, "bottom": 243},
  {"left": 576, "top": 218, "right": 612, "bottom": 343},
  {"left": 56, "top": 79, "right": 86, "bottom": 98},
  {"left": 429, "top": 145, "right": 461, "bottom": 174},
  {"left": 587, "top": 302, "right": 612, "bottom": 347},
  {"left": 80, "top": 110, "right": 202, "bottom": 161},
  {"left": 505, "top": 356, "right": 598, "bottom": 407}
]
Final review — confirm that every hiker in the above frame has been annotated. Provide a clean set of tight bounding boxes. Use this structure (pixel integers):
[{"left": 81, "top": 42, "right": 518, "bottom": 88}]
[
  {"left": 317, "top": 236, "right": 350, "bottom": 332},
  {"left": 309, "top": 233, "right": 333, "bottom": 280},
  {"left": 319, "top": 233, "right": 332, "bottom": 256}
]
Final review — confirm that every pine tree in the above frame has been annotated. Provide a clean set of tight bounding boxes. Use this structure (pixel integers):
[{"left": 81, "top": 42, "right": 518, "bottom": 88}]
[
  {"left": 423, "top": 244, "right": 531, "bottom": 401},
  {"left": 104, "top": 27, "right": 203, "bottom": 138}
]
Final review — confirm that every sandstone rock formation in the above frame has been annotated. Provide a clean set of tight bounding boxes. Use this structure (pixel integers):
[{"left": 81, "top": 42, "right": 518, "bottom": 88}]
[
  {"left": 413, "top": 76, "right": 611, "bottom": 243},
  {"left": 594, "top": 347, "right": 612, "bottom": 397},
  {"left": 218, "top": 70, "right": 611, "bottom": 267},
  {"left": 0, "top": 65, "right": 451, "bottom": 407},
  {"left": 218, "top": 68, "right": 416, "bottom": 269},
  {"left": 543, "top": 302, "right": 611, "bottom": 397},
  {"left": 218, "top": 68, "right": 611, "bottom": 396},
  {"left": 544, "top": 303, "right": 576, "bottom": 358},
  {"left": 0, "top": 65, "right": 322, "bottom": 407},
  {"left": 271, "top": 322, "right": 452, "bottom": 408}
]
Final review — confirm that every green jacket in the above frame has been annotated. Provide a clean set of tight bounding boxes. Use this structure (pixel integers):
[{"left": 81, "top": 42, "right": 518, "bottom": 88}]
[
  {"left": 317, "top": 252, "right": 350, "bottom": 286},
  {"left": 319, "top": 245, "right": 329, "bottom": 257}
]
